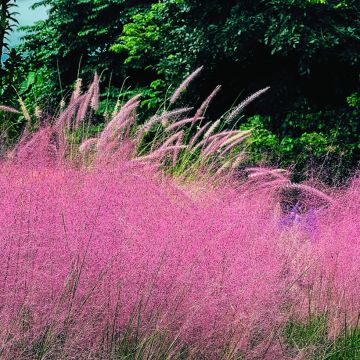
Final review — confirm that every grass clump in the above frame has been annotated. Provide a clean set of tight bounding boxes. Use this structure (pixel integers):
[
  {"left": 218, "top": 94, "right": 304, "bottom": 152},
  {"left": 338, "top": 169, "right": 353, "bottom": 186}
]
[{"left": 0, "top": 72, "right": 359, "bottom": 359}]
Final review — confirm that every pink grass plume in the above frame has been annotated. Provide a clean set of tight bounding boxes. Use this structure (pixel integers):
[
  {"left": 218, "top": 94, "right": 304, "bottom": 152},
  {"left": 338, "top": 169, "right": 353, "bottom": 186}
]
[
  {"left": 96, "top": 100, "right": 139, "bottom": 154},
  {"left": 193, "top": 85, "right": 221, "bottom": 122},
  {"left": 188, "top": 122, "right": 212, "bottom": 148},
  {"left": 226, "top": 87, "right": 270, "bottom": 123},
  {"left": 0, "top": 105, "right": 20, "bottom": 114},
  {"left": 219, "top": 131, "right": 252, "bottom": 156},
  {"left": 170, "top": 66, "right": 204, "bottom": 104},
  {"left": 90, "top": 72, "right": 100, "bottom": 111},
  {"left": 135, "top": 145, "right": 186, "bottom": 162},
  {"left": 289, "top": 183, "right": 336, "bottom": 205},
  {"left": 166, "top": 117, "right": 203, "bottom": 132},
  {"left": 137, "top": 108, "right": 192, "bottom": 139}
]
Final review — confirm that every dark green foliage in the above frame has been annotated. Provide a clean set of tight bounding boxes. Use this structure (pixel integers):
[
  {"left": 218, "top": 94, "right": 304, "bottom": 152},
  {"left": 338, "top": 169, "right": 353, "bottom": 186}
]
[
  {"left": 114, "top": 0, "right": 359, "bottom": 110},
  {"left": 111, "top": 0, "right": 359, "bottom": 181},
  {"left": 2, "top": 0, "right": 359, "bottom": 181},
  {"left": 0, "top": 48, "right": 49, "bottom": 146},
  {"left": 240, "top": 99, "right": 359, "bottom": 183},
  {"left": 325, "top": 327, "right": 360, "bottom": 359},
  {"left": 17, "top": 0, "right": 154, "bottom": 104}
]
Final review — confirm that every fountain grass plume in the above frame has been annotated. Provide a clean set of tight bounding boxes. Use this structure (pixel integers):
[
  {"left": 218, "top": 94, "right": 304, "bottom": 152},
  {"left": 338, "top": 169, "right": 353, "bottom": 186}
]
[
  {"left": 18, "top": 97, "right": 31, "bottom": 122},
  {"left": 90, "top": 72, "right": 100, "bottom": 111},
  {"left": 79, "top": 138, "right": 98, "bottom": 154},
  {"left": 203, "top": 119, "right": 221, "bottom": 139},
  {"left": 188, "top": 122, "right": 212, "bottom": 148},
  {"left": 226, "top": 87, "right": 270, "bottom": 123},
  {"left": 71, "top": 78, "right": 83, "bottom": 102},
  {"left": 75, "top": 74, "right": 99, "bottom": 127},
  {"left": 170, "top": 66, "right": 204, "bottom": 104},
  {"left": 218, "top": 132, "right": 253, "bottom": 157},
  {"left": 96, "top": 100, "right": 139, "bottom": 154},
  {"left": 166, "top": 117, "right": 199, "bottom": 132},
  {"left": 138, "top": 107, "right": 193, "bottom": 138},
  {"left": 193, "top": 85, "right": 222, "bottom": 122},
  {"left": 0, "top": 105, "right": 20, "bottom": 114},
  {"left": 1, "top": 74, "right": 260, "bottom": 179},
  {"left": 54, "top": 94, "right": 86, "bottom": 131}
]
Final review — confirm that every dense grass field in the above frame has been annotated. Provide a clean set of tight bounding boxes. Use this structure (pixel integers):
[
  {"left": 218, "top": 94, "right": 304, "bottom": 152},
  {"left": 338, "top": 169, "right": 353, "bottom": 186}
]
[{"left": 0, "top": 74, "right": 360, "bottom": 359}]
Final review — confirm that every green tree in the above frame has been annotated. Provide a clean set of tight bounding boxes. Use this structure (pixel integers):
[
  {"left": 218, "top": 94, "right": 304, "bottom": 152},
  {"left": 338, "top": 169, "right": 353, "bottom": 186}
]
[
  {"left": 19, "top": 0, "right": 153, "bottom": 104},
  {"left": 8, "top": 0, "right": 360, "bottom": 181},
  {"left": 0, "top": 0, "right": 18, "bottom": 84},
  {"left": 114, "top": 0, "right": 359, "bottom": 110}
]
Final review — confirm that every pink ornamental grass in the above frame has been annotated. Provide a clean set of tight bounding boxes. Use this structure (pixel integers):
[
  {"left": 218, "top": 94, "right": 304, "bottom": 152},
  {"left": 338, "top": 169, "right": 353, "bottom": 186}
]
[
  {"left": 1, "top": 133, "right": 360, "bottom": 359},
  {"left": 1, "top": 76, "right": 360, "bottom": 358},
  {"left": 0, "top": 148, "right": 290, "bottom": 358}
]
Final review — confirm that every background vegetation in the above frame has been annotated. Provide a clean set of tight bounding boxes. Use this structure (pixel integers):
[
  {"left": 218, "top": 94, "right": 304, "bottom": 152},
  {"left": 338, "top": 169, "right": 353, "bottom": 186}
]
[{"left": 1, "top": 0, "right": 359, "bottom": 182}]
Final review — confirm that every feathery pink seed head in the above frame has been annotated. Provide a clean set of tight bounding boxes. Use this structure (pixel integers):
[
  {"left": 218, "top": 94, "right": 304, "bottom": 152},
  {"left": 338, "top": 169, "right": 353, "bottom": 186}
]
[
  {"left": 135, "top": 145, "right": 186, "bottom": 162},
  {"left": 194, "top": 85, "right": 221, "bottom": 121},
  {"left": 218, "top": 132, "right": 252, "bottom": 156},
  {"left": 188, "top": 122, "right": 212, "bottom": 148},
  {"left": 166, "top": 117, "right": 203, "bottom": 132},
  {"left": 71, "top": 78, "right": 83, "bottom": 102},
  {"left": 203, "top": 119, "right": 221, "bottom": 139},
  {"left": 0, "top": 105, "right": 20, "bottom": 114},
  {"left": 226, "top": 87, "right": 270, "bottom": 123},
  {"left": 137, "top": 108, "right": 192, "bottom": 139},
  {"left": 170, "top": 66, "right": 204, "bottom": 104},
  {"left": 97, "top": 102, "right": 139, "bottom": 154}
]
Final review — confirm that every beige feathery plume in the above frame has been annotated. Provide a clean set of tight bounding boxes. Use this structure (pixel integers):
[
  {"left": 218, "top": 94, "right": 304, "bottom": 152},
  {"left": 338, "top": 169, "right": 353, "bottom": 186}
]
[
  {"left": 135, "top": 145, "right": 186, "bottom": 162},
  {"left": 166, "top": 116, "right": 203, "bottom": 132},
  {"left": 90, "top": 73, "right": 100, "bottom": 111},
  {"left": 188, "top": 122, "right": 212, "bottom": 148},
  {"left": 71, "top": 78, "right": 83, "bottom": 101},
  {"left": 34, "top": 106, "right": 42, "bottom": 120},
  {"left": 0, "top": 105, "right": 20, "bottom": 114},
  {"left": 218, "top": 130, "right": 252, "bottom": 149},
  {"left": 203, "top": 119, "right": 221, "bottom": 139},
  {"left": 59, "top": 98, "right": 66, "bottom": 111},
  {"left": 289, "top": 184, "right": 336, "bottom": 205},
  {"left": 137, "top": 108, "right": 192, "bottom": 139},
  {"left": 79, "top": 138, "right": 98, "bottom": 154},
  {"left": 112, "top": 99, "right": 121, "bottom": 118},
  {"left": 18, "top": 98, "right": 31, "bottom": 122}
]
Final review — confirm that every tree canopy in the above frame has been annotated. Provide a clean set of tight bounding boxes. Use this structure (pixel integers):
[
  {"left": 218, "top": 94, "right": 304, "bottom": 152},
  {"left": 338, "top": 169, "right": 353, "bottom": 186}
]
[{"left": 1, "top": 0, "right": 359, "bottom": 182}]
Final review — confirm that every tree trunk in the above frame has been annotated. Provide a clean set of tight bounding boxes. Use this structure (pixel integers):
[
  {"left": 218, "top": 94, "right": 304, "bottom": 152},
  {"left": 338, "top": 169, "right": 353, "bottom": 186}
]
[{"left": 0, "top": 0, "right": 8, "bottom": 67}]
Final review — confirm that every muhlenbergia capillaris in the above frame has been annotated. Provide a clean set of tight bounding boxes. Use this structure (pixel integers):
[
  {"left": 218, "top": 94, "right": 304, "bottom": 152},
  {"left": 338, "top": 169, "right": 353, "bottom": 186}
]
[{"left": 0, "top": 73, "right": 359, "bottom": 359}]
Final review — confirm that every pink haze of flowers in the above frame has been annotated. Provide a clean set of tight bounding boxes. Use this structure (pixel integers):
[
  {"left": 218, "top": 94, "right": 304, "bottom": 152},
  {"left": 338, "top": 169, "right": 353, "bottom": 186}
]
[
  {"left": 0, "top": 136, "right": 359, "bottom": 359},
  {"left": 0, "top": 74, "right": 359, "bottom": 358}
]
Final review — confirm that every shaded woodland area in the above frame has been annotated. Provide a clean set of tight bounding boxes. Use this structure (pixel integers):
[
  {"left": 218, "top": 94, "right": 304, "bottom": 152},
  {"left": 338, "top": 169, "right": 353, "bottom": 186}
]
[{"left": 1, "top": 0, "right": 359, "bottom": 181}]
